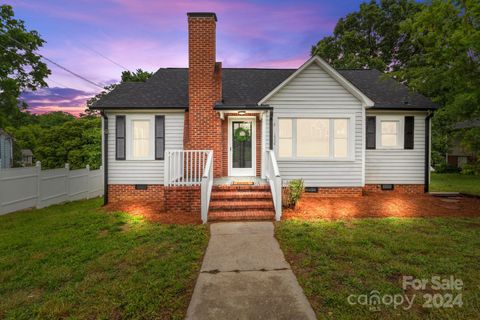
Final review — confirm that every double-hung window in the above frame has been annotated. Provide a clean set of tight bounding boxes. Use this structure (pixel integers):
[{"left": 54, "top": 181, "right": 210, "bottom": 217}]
[
  {"left": 376, "top": 116, "right": 404, "bottom": 149},
  {"left": 277, "top": 117, "right": 352, "bottom": 160},
  {"left": 132, "top": 120, "right": 151, "bottom": 159}
]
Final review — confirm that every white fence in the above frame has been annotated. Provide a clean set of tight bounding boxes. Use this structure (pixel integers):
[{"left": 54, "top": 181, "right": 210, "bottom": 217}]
[{"left": 0, "top": 161, "right": 103, "bottom": 215}]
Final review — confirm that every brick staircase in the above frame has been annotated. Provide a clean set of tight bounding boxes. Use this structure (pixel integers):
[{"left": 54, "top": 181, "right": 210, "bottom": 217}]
[{"left": 208, "top": 185, "right": 275, "bottom": 221}]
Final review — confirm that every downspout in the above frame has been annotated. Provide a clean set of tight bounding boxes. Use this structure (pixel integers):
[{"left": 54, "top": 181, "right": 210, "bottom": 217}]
[
  {"left": 100, "top": 111, "right": 109, "bottom": 205},
  {"left": 424, "top": 111, "right": 434, "bottom": 193}
]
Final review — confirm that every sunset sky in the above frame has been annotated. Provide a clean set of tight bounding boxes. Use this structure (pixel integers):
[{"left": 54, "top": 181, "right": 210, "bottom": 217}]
[{"left": 9, "top": 0, "right": 365, "bottom": 115}]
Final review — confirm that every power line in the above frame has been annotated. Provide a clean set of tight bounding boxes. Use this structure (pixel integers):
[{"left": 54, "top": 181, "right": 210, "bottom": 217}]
[
  {"left": 0, "top": 31, "right": 104, "bottom": 89},
  {"left": 80, "top": 43, "right": 130, "bottom": 71}
]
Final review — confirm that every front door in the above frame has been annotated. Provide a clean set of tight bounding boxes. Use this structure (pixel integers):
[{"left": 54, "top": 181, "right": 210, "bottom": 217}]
[{"left": 229, "top": 118, "right": 256, "bottom": 176}]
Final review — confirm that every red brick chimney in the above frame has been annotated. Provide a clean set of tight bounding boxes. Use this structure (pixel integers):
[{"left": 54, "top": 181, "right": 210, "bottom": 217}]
[{"left": 186, "top": 12, "right": 223, "bottom": 177}]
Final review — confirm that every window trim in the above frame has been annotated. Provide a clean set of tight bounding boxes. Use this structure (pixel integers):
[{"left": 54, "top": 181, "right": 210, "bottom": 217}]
[
  {"left": 126, "top": 115, "right": 155, "bottom": 160},
  {"left": 275, "top": 115, "right": 355, "bottom": 161},
  {"left": 376, "top": 115, "right": 404, "bottom": 150}
]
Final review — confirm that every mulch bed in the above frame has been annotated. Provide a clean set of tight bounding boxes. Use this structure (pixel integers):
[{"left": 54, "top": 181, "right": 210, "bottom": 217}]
[
  {"left": 283, "top": 193, "right": 480, "bottom": 220},
  {"left": 103, "top": 201, "right": 201, "bottom": 224}
]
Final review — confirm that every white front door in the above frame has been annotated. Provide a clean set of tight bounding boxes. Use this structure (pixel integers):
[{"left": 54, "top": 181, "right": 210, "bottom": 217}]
[{"left": 228, "top": 117, "right": 256, "bottom": 176}]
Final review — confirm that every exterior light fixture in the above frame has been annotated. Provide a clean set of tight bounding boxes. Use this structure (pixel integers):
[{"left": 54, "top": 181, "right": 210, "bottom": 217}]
[{"left": 238, "top": 110, "right": 246, "bottom": 115}]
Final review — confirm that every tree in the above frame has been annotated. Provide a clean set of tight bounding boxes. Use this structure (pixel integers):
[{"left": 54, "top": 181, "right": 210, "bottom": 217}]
[
  {"left": 0, "top": 5, "right": 50, "bottom": 127},
  {"left": 121, "top": 68, "right": 153, "bottom": 82},
  {"left": 311, "top": 0, "right": 423, "bottom": 71}
]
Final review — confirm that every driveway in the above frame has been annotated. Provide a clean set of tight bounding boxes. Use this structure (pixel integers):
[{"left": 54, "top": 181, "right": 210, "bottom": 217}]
[{"left": 186, "top": 222, "right": 316, "bottom": 320}]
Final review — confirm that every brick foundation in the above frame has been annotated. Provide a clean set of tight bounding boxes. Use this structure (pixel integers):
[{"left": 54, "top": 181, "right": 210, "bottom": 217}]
[
  {"left": 363, "top": 184, "right": 425, "bottom": 194},
  {"left": 164, "top": 186, "right": 200, "bottom": 214},
  {"left": 108, "top": 184, "right": 200, "bottom": 215},
  {"left": 303, "top": 187, "right": 364, "bottom": 198}
]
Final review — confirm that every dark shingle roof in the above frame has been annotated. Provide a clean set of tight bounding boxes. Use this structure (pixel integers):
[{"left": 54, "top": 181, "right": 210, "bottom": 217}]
[{"left": 92, "top": 67, "right": 437, "bottom": 110}]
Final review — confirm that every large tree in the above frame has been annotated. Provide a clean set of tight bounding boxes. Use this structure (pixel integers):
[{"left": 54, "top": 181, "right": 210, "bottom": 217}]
[
  {"left": 311, "top": 0, "right": 423, "bottom": 71},
  {"left": 0, "top": 5, "right": 50, "bottom": 127}
]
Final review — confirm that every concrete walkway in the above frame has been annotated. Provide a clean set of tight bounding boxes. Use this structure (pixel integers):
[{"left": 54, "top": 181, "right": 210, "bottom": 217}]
[{"left": 186, "top": 222, "right": 316, "bottom": 320}]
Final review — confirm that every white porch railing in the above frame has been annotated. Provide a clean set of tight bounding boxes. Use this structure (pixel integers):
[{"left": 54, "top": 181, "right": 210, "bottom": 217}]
[
  {"left": 201, "top": 151, "right": 214, "bottom": 223},
  {"left": 265, "top": 150, "right": 282, "bottom": 220},
  {"left": 164, "top": 150, "right": 211, "bottom": 186}
]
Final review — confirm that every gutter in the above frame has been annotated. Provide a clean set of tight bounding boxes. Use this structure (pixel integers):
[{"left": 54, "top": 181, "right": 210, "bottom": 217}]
[
  {"left": 424, "top": 111, "right": 434, "bottom": 193},
  {"left": 100, "top": 111, "right": 109, "bottom": 205}
]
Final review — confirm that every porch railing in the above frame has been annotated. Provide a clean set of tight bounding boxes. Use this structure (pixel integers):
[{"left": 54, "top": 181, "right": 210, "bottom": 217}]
[
  {"left": 200, "top": 151, "right": 214, "bottom": 223},
  {"left": 164, "top": 150, "right": 211, "bottom": 186},
  {"left": 265, "top": 150, "right": 282, "bottom": 220}
]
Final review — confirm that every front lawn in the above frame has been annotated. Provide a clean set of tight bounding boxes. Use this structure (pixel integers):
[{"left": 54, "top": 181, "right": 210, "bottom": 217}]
[
  {"left": 431, "top": 173, "right": 480, "bottom": 196},
  {"left": 0, "top": 198, "right": 208, "bottom": 319},
  {"left": 277, "top": 218, "right": 480, "bottom": 319}
]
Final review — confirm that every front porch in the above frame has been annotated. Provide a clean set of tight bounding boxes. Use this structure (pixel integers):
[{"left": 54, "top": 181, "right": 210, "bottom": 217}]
[{"left": 164, "top": 149, "right": 282, "bottom": 223}]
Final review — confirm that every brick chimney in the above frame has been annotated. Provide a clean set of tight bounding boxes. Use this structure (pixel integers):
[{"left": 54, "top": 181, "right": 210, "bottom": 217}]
[{"left": 186, "top": 12, "right": 223, "bottom": 177}]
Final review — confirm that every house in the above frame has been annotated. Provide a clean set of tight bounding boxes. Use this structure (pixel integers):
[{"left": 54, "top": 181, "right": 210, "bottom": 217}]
[
  {"left": 447, "top": 119, "right": 479, "bottom": 168},
  {"left": 21, "top": 149, "right": 34, "bottom": 167},
  {"left": 0, "top": 129, "right": 13, "bottom": 169},
  {"left": 91, "top": 12, "right": 438, "bottom": 222}
]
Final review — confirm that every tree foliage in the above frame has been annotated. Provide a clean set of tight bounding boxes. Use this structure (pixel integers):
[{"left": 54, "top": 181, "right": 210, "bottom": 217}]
[
  {"left": 0, "top": 5, "right": 50, "bottom": 127},
  {"left": 121, "top": 68, "right": 153, "bottom": 82},
  {"left": 311, "top": 0, "right": 423, "bottom": 71}
]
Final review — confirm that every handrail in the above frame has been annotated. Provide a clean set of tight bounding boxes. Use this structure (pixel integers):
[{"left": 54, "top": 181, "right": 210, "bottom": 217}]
[
  {"left": 164, "top": 150, "right": 211, "bottom": 186},
  {"left": 200, "top": 151, "right": 214, "bottom": 223},
  {"left": 266, "top": 150, "right": 282, "bottom": 220}
]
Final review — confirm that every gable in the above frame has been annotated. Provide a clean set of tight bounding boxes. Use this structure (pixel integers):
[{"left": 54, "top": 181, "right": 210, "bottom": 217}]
[
  {"left": 264, "top": 61, "right": 362, "bottom": 105},
  {"left": 260, "top": 57, "right": 374, "bottom": 107}
]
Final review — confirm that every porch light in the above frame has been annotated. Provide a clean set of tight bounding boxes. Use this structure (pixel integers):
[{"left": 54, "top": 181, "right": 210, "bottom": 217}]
[{"left": 238, "top": 110, "right": 246, "bottom": 115}]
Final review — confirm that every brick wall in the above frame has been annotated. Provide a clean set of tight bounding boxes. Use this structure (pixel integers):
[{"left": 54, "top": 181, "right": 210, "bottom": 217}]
[
  {"left": 164, "top": 186, "right": 200, "bottom": 215},
  {"left": 363, "top": 184, "right": 425, "bottom": 194},
  {"left": 108, "top": 185, "right": 165, "bottom": 210},
  {"left": 302, "top": 187, "right": 364, "bottom": 198},
  {"left": 221, "top": 113, "right": 262, "bottom": 177},
  {"left": 108, "top": 184, "right": 200, "bottom": 215},
  {"left": 186, "top": 14, "right": 223, "bottom": 177}
]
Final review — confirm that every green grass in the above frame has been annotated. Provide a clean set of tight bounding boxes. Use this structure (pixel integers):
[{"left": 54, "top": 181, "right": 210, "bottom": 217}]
[
  {"left": 0, "top": 198, "right": 208, "bottom": 319},
  {"left": 277, "top": 218, "right": 480, "bottom": 319},
  {"left": 431, "top": 173, "right": 480, "bottom": 195}
]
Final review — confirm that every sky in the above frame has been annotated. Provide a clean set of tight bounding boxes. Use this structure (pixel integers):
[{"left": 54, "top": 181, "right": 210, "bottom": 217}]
[{"left": 8, "top": 0, "right": 365, "bottom": 115}]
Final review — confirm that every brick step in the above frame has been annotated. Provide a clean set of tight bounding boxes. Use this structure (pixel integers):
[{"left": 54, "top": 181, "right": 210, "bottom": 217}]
[
  {"left": 209, "top": 200, "right": 274, "bottom": 211},
  {"left": 209, "top": 210, "right": 275, "bottom": 221},
  {"left": 210, "top": 191, "right": 272, "bottom": 200},
  {"left": 212, "top": 185, "right": 270, "bottom": 192}
]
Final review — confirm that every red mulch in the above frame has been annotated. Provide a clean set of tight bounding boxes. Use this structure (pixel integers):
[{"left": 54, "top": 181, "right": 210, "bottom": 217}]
[
  {"left": 283, "top": 194, "right": 480, "bottom": 220},
  {"left": 102, "top": 201, "right": 201, "bottom": 224}
]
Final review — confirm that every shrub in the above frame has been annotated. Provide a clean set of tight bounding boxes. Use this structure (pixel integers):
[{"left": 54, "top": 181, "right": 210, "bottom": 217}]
[
  {"left": 434, "top": 162, "right": 461, "bottom": 174},
  {"left": 461, "top": 161, "right": 480, "bottom": 176},
  {"left": 282, "top": 179, "right": 304, "bottom": 209}
]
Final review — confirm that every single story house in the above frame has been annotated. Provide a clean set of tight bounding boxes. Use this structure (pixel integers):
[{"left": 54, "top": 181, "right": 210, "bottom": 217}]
[
  {"left": 0, "top": 129, "right": 13, "bottom": 169},
  {"left": 91, "top": 12, "right": 438, "bottom": 222}
]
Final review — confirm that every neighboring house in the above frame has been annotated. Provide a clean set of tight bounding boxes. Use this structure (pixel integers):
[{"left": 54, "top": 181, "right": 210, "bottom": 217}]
[
  {"left": 0, "top": 129, "right": 13, "bottom": 169},
  {"left": 91, "top": 12, "right": 438, "bottom": 222},
  {"left": 21, "top": 149, "right": 34, "bottom": 167},
  {"left": 447, "top": 119, "right": 479, "bottom": 168}
]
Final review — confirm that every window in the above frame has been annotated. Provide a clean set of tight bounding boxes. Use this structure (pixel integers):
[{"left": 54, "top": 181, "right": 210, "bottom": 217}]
[
  {"left": 376, "top": 116, "right": 404, "bottom": 149},
  {"left": 381, "top": 121, "right": 398, "bottom": 147},
  {"left": 278, "top": 119, "right": 293, "bottom": 158},
  {"left": 132, "top": 120, "right": 151, "bottom": 159},
  {"left": 297, "top": 119, "right": 329, "bottom": 157},
  {"left": 334, "top": 119, "right": 348, "bottom": 158},
  {"left": 277, "top": 117, "right": 352, "bottom": 160}
]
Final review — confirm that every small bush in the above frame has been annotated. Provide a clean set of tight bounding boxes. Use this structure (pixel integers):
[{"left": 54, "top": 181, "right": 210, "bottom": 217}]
[
  {"left": 282, "top": 179, "right": 304, "bottom": 209},
  {"left": 461, "top": 161, "right": 480, "bottom": 175},
  {"left": 434, "top": 162, "right": 461, "bottom": 174}
]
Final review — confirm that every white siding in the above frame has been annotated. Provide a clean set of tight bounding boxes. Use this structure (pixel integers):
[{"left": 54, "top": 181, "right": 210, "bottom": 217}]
[
  {"left": 265, "top": 61, "right": 364, "bottom": 187},
  {"left": 366, "top": 111, "right": 427, "bottom": 184},
  {"left": 105, "top": 110, "right": 184, "bottom": 184}
]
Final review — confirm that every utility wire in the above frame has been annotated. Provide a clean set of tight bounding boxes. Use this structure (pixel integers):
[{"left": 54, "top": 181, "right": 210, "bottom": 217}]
[
  {"left": 0, "top": 31, "right": 104, "bottom": 89},
  {"left": 79, "top": 43, "right": 130, "bottom": 71}
]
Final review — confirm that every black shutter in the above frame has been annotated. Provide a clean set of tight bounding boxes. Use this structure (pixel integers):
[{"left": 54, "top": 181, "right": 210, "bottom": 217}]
[
  {"left": 155, "top": 115, "right": 165, "bottom": 160},
  {"left": 366, "top": 116, "right": 376, "bottom": 149},
  {"left": 404, "top": 116, "right": 414, "bottom": 149},
  {"left": 115, "top": 116, "right": 126, "bottom": 160}
]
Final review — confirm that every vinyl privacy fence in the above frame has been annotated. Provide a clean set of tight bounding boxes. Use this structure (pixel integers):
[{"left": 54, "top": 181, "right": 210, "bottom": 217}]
[{"left": 0, "top": 162, "right": 103, "bottom": 215}]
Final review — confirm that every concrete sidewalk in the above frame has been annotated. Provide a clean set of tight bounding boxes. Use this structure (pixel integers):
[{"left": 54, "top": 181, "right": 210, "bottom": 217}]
[{"left": 186, "top": 222, "right": 316, "bottom": 320}]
